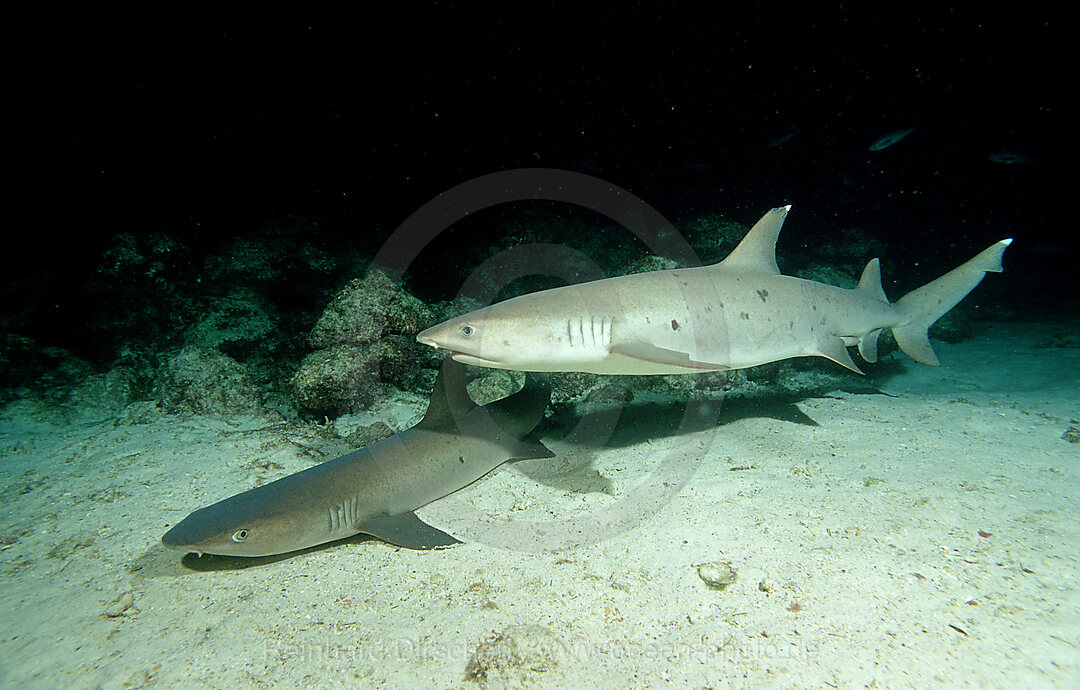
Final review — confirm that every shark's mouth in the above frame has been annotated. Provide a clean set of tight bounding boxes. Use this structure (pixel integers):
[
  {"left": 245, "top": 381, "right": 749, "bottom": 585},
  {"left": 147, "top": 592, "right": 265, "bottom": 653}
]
[
  {"left": 450, "top": 352, "right": 510, "bottom": 368},
  {"left": 161, "top": 540, "right": 203, "bottom": 557},
  {"left": 416, "top": 335, "right": 509, "bottom": 368}
]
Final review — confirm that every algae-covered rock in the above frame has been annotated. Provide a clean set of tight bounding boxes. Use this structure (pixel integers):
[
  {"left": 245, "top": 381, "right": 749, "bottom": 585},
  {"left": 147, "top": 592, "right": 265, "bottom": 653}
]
[
  {"left": 345, "top": 421, "right": 395, "bottom": 448},
  {"left": 87, "top": 231, "right": 197, "bottom": 357},
  {"left": 290, "top": 336, "right": 434, "bottom": 416},
  {"left": 0, "top": 334, "right": 57, "bottom": 391},
  {"left": 466, "top": 369, "right": 523, "bottom": 406},
  {"left": 67, "top": 364, "right": 151, "bottom": 412},
  {"left": 291, "top": 269, "right": 437, "bottom": 414},
  {"left": 183, "top": 288, "right": 281, "bottom": 361},
  {"left": 289, "top": 344, "right": 379, "bottom": 416},
  {"left": 155, "top": 346, "right": 263, "bottom": 415},
  {"left": 547, "top": 371, "right": 604, "bottom": 406},
  {"left": 308, "top": 270, "right": 434, "bottom": 349},
  {"left": 584, "top": 381, "right": 634, "bottom": 405},
  {"left": 374, "top": 334, "right": 432, "bottom": 392}
]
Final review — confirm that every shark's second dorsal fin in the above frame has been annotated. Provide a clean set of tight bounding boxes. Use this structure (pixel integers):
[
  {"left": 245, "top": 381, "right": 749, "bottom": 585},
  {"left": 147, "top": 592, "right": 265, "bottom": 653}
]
[
  {"left": 418, "top": 357, "right": 476, "bottom": 430},
  {"left": 716, "top": 205, "right": 790, "bottom": 275}
]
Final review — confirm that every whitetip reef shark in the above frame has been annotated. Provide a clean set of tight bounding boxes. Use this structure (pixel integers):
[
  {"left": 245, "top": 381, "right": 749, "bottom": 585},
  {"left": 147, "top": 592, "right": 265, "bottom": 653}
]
[
  {"left": 417, "top": 206, "right": 1011, "bottom": 375},
  {"left": 162, "top": 358, "right": 552, "bottom": 557}
]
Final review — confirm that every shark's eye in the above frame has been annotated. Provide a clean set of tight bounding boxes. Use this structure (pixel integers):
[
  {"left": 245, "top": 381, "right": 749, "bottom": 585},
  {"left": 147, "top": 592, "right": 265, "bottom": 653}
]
[
  {"left": 231, "top": 529, "right": 249, "bottom": 542},
  {"left": 460, "top": 325, "right": 475, "bottom": 337}
]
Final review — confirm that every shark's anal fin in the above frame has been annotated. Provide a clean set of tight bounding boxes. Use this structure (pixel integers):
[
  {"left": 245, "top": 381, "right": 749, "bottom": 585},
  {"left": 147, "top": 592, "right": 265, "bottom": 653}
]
[
  {"left": 858, "top": 329, "right": 882, "bottom": 363},
  {"left": 356, "top": 511, "right": 461, "bottom": 549},
  {"left": 610, "top": 341, "right": 729, "bottom": 370},
  {"left": 814, "top": 337, "right": 865, "bottom": 374}
]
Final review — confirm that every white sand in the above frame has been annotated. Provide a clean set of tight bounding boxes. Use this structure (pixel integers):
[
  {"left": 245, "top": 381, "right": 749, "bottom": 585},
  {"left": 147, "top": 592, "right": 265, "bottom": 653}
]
[{"left": 1, "top": 320, "right": 1077, "bottom": 688}]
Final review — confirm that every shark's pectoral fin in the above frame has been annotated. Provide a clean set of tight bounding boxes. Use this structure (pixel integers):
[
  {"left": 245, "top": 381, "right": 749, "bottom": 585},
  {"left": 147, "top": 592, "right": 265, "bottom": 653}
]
[
  {"left": 506, "top": 439, "right": 555, "bottom": 461},
  {"left": 610, "top": 341, "right": 729, "bottom": 370},
  {"left": 356, "top": 511, "right": 461, "bottom": 549},
  {"left": 813, "top": 337, "right": 865, "bottom": 374}
]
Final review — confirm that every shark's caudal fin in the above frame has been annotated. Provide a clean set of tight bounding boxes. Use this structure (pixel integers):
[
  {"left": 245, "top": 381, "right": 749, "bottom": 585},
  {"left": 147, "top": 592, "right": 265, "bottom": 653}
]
[{"left": 893, "top": 239, "right": 1012, "bottom": 366}]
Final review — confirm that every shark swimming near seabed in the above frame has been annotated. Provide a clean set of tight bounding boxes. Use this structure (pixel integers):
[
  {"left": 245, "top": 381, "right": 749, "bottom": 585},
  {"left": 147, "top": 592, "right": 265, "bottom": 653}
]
[
  {"left": 416, "top": 206, "right": 1011, "bottom": 375},
  {"left": 162, "top": 358, "right": 553, "bottom": 557}
]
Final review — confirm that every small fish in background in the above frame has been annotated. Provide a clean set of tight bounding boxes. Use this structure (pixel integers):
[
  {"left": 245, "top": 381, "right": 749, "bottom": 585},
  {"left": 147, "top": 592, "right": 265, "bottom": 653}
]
[
  {"left": 768, "top": 128, "right": 800, "bottom": 147},
  {"left": 988, "top": 150, "right": 1033, "bottom": 165},
  {"left": 868, "top": 127, "right": 915, "bottom": 151}
]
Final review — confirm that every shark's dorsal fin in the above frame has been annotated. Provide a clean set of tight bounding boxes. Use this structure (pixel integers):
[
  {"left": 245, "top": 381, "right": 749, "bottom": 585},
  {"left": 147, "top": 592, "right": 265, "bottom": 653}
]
[
  {"left": 716, "top": 205, "right": 790, "bottom": 275},
  {"left": 857, "top": 258, "right": 889, "bottom": 303},
  {"left": 417, "top": 357, "right": 476, "bottom": 431}
]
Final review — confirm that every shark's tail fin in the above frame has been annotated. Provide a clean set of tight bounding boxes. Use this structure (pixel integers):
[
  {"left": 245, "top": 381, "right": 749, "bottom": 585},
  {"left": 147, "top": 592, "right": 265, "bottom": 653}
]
[{"left": 892, "top": 239, "right": 1012, "bottom": 366}]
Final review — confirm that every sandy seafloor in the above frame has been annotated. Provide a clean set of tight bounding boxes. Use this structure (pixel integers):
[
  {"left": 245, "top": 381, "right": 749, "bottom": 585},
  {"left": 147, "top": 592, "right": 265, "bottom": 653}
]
[{"left": 1, "top": 320, "right": 1077, "bottom": 689}]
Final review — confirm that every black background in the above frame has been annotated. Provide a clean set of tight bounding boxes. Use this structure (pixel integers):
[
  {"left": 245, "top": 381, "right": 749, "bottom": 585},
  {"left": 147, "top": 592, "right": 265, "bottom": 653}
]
[{"left": 9, "top": 3, "right": 1074, "bottom": 357}]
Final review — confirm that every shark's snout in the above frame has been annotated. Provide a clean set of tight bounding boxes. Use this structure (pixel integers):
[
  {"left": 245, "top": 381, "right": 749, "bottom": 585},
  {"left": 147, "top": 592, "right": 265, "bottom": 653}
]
[
  {"left": 161, "top": 524, "right": 202, "bottom": 555},
  {"left": 416, "top": 324, "right": 478, "bottom": 358}
]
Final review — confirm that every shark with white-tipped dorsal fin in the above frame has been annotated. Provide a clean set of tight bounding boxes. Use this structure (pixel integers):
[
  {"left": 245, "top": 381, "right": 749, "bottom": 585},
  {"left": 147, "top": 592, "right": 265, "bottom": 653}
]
[
  {"left": 162, "top": 357, "right": 552, "bottom": 557},
  {"left": 417, "top": 206, "right": 1011, "bottom": 375}
]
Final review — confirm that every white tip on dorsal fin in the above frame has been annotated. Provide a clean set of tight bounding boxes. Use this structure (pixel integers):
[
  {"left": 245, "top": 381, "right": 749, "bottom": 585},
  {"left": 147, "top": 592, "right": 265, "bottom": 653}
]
[
  {"left": 717, "top": 205, "right": 790, "bottom": 275},
  {"left": 857, "top": 258, "right": 889, "bottom": 303}
]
